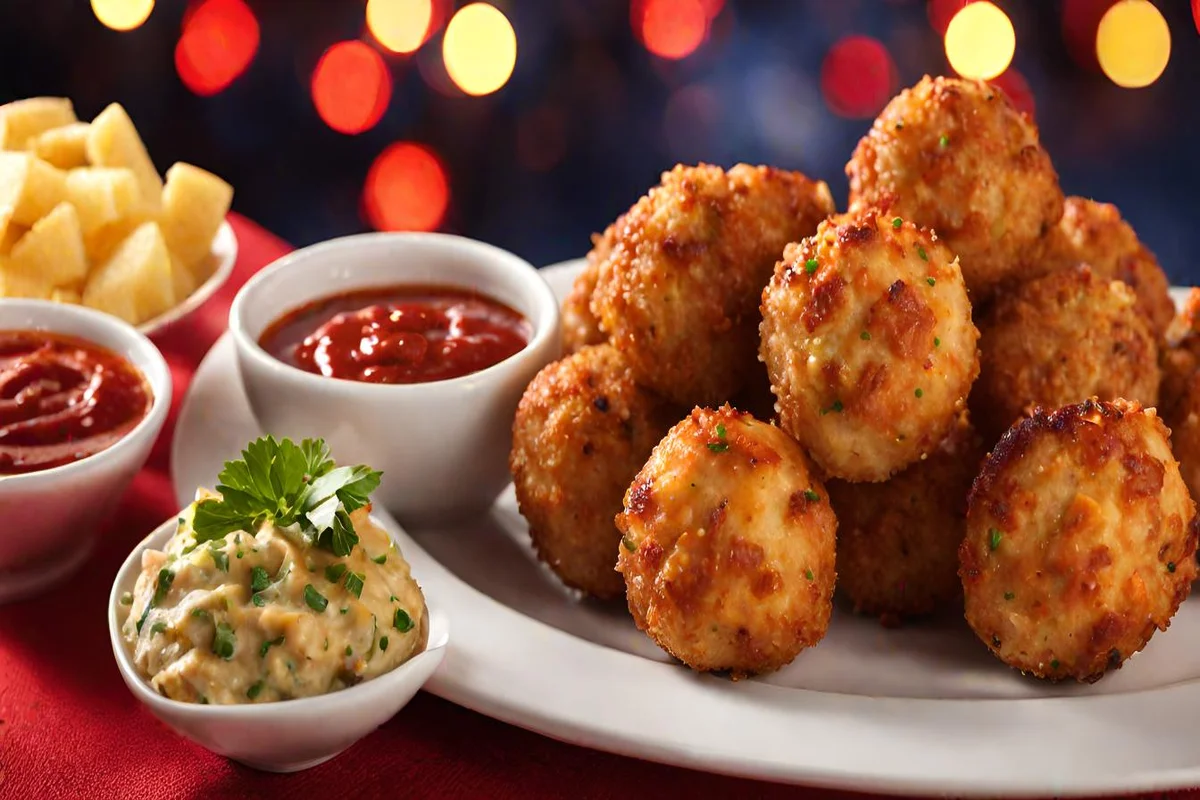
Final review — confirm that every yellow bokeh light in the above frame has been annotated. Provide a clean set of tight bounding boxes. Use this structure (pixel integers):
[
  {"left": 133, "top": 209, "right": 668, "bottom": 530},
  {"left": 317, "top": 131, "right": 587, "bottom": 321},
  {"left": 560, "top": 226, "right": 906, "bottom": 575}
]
[
  {"left": 367, "top": 0, "right": 432, "bottom": 54},
  {"left": 91, "top": 0, "right": 154, "bottom": 31},
  {"left": 1097, "top": 0, "right": 1171, "bottom": 89},
  {"left": 442, "top": 3, "right": 517, "bottom": 96},
  {"left": 944, "top": 1, "right": 1015, "bottom": 81}
]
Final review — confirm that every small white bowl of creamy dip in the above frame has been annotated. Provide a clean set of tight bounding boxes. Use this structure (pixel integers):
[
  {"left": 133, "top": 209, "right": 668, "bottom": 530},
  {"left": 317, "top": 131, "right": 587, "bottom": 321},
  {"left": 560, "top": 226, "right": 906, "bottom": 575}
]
[{"left": 107, "top": 510, "right": 449, "bottom": 772}]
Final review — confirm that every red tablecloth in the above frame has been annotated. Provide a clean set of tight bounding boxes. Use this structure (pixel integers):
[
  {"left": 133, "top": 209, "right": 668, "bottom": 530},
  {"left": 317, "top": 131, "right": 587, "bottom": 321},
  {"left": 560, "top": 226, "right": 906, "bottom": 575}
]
[{"left": 0, "top": 213, "right": 1195, "bottom": 800}]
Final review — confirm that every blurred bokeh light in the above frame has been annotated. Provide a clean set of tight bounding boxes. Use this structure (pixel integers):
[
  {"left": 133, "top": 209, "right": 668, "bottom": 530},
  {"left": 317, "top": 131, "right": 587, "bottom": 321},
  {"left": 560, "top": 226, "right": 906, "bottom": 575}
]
[
  {"left": 175, "top": 0, "right": 259, "bottom": 97},
  {"left": 364, "top": 142, "right": 449, "bottom": 232},
  {"left": 927, "top": 0, "right": 970, "bottom": 35},
  {"left": 1061, "top": 0, "right": 1116, "bottom": 72},
  {"left": 312, "top": 41, "right": 392, "bottom": 134},
  {"left": 366, "top": 0, "right": 433, "bottom": 55},
  {"left": 821, "top": 36, "right": 897, "bottom": 118},
  {"left": 91, "top": 0, "right": 154, "bottom": 31},
  {"left": 944, "top": 1, "right": 1015, "bottom": 80},
  {"left": 634, "top": 0, "right": 708, "bottom": 60},
  {"left": 442, "top": 3, "right": 517, "bottom": 96},
  {"left": 1096, "top": 0, "right": 1171, "bottom": 88}
]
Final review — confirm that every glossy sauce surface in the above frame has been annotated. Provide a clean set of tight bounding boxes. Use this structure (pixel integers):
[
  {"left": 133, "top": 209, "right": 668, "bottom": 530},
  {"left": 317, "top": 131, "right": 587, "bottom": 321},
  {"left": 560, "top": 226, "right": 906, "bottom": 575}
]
[
  {"left": 259, "top": 285, "right": 532, "bottom": 384},
  {"left": 0, "top": 330, "right": 151, "bottom": 475}
]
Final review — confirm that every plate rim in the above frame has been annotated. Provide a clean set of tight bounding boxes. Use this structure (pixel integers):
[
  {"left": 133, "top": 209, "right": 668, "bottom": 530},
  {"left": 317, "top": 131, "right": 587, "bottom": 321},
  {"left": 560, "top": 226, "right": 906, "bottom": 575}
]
[{"left": 168, "top": 258, "right": 1200, "bottom": 797}]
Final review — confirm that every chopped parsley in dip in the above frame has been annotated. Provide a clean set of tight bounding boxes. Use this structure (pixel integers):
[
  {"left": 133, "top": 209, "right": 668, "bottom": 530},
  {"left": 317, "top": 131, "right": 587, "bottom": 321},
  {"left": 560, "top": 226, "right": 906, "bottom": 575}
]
[{"left": 121, "top": 437, "right": 427, "bottom": 705}]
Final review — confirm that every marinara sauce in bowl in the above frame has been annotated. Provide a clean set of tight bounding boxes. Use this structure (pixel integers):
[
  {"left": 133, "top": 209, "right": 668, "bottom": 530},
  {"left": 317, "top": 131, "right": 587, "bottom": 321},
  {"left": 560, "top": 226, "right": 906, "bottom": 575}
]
[
  {"left": 229, "top": 233, "right": 560, "bottom": 525},
  {"left": 0, "top": 300, "right": 171, "bottom": 602}
]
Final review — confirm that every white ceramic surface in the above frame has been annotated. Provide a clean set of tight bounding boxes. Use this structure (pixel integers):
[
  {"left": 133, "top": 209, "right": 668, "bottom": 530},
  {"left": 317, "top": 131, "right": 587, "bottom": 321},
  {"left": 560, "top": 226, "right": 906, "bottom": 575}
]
[
  {"left": 172, "top": 259, "right": 1200, "bottom": 796},
  {"left": 139, "top": 220, "right": 238, "bottom": 337},
  {"left": 0, "top": 300, "right": 171, "bottom": 603},
  {"left": 108, "top": 514, "right": 449, "bottom": 773},
  {"left": 227, "top": 232, "right": 561, "bottom": 526}
]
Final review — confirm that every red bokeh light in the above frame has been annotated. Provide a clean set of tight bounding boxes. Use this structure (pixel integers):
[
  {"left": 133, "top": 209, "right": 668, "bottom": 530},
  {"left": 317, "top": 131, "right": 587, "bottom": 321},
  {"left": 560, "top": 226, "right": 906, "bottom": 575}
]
[
  {"left": 175, "top": 0, "right": 259, "bottom": 97},
  {"left": 1192, "top": 0, "right": 1200, "bottom": 35},
  {"left": 311, "top": 41, "right": 392, "bottom": 135},
  {"left": 364, "top": 143, "right": 449, "bottom": 232},
  {"left": 821, "top": 36, "right": 898, "bottom": 119},
  {"left": 927, "top": 0, "right": 973, "bottom": 35},
  {"left": 632, "top": 0, "right": 708, "bottom": 60},
  {"left": 990, "top": 68, "right": 1034, "bottom": 118},
  {"left": 1061, "top": 0, "right": 1117, "bottom": 71},
  {"left": 699, "top": 0, "right": 724, "bottom": 19}
]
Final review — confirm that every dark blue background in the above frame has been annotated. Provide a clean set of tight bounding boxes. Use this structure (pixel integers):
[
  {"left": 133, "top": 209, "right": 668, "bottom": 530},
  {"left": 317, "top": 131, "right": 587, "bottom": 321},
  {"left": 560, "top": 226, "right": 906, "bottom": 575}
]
[{"left": 1, "top": 0, "right": 1195, "bottom": 281}]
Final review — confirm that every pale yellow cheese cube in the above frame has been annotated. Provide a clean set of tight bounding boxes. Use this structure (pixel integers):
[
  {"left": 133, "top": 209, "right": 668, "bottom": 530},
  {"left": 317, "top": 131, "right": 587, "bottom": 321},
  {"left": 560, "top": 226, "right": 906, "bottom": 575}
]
[
  {"left": 32, "top": 122, "right": 90, "bottom": 169},
  {"left": 170, "top": 252, "right": 197, "bottom": 303},
  {"left": 0, "top": 152, "right": 67, "bottom": 234},
  {"left": 86, "top": 104, "right": 162, "bottom": 213},
  {"left": 84, "top": 213, "right": 150, "bottom": 264},
  {"left": 0, "top": 98, "right": 76, "bottom": 150},
  {"left": 9, "top": 202, "right": 88, "bottom": 288},
  {"left": 160, "top": 162, "right": 232, "bottom": 267},
  {"left": 50, "top": 286, "right": 82, "bottom": 305},
  {"left": 83, "top": 221, "right": 174, "bottom": 324},
  {"left": 0, "top": 224, "right": 27, "bottom": 255},
  {"left": 65, "top": 167, "right": 141, "bottom": 235},
  {"left": 0, "top": 256, "right": 52, "bottom": 299}
]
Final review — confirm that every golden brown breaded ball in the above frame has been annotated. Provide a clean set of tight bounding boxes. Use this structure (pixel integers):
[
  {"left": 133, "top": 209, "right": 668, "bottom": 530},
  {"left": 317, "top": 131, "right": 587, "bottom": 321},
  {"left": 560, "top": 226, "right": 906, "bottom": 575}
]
[
  {"left": 615, "top": 405, "right": 837, "bottom": 677},
  {"left": 1042, "top": 197, "right": 1174, "bottom": 340},
  {"left": 561, "top": 226, "right": 615, "bottom": 355},
  {"left": 961, "top": 398, "right": 1198, "bottom": 683},
  {"left": 1164, "top": 371, "right": 1200, "bottom": 502},
  {"left": 1159, "top": 290, "right": 1200, "bottom": 500},
  {"left": 759, "top": 206, "right": 979, "bottom": 482},
  {"left": 1159, "top": 288, "right": 1199, "bottom": 414},
  {"left": 846, "top": 75, "right": 1063, "bottom": 299},
  {"left": 971, "top": 264, "right": 1160, "bottom": 440},
  {"left": 828, "top": 414, "right": 984, "bottom": 625},
  {"left": 591, "top": 163, "right": 834, "bottom": 407},
  {"left": 510, "top": 344, "right": 677, "bottom": 599}
]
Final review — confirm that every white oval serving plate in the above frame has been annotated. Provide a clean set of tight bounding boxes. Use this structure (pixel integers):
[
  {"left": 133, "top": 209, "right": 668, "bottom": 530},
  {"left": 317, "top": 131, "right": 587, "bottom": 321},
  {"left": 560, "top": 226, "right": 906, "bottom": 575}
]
[
  {"left": 170, "top": 258, "right": 1200, "bottom": 797},
  {"left": 138, "top": 220, "right": 238, "bottom": 337}
]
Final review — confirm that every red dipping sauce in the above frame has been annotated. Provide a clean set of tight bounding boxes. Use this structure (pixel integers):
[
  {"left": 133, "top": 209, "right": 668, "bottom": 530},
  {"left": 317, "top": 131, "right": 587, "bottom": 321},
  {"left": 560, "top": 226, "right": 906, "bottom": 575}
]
[
  {"left": 259, "top": 285, "right": 533, "bottom": 385},
  {"left": 0, "top": 331, "right": 151, "bottom": 475}
]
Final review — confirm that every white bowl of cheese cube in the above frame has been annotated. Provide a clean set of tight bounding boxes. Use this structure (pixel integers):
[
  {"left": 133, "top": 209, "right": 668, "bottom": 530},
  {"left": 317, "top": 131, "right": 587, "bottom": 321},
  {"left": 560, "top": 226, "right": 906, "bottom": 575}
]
[{"left": 0, "top": 97, "right": 237, "bottom": 337}]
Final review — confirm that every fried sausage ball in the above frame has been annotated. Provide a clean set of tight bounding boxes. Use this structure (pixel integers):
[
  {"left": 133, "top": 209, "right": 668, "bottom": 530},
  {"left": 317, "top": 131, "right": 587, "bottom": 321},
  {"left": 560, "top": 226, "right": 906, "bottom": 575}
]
[
  {"left": 759, "top": 207, "right": 980, "bottom": 482},
  {"left": 591, "top": 163, "right": 834, "bottom": 407},
  {"left": 961, "top": 399, "right": 1198, "bottom": 683},
  {"left": 615, "top": 405, "right": 837, "bottom": 676},
  {"left": 1159, "top": 290, "right": 1200, "bottom": 499},
  {"left": 846, "top": 75, "right": 1063, "bottom": 299},
  {"left": 828, "top": 414, "right": 984, "bottom": 625},
  {"left": 971, "top": 265, "right": 1160, "bottom": 440},
  {"left": 1042, "top": 197, "right": 1173, "bottom": 339},
  {"left": 510, "top": 344, "right": 677, "bottom": 599},
  {"left": 1164, "top": 371, "right": 1200, "bottom": 503},
  {"left": 561, "top": 225, "right": 615, "bottom": 355}
]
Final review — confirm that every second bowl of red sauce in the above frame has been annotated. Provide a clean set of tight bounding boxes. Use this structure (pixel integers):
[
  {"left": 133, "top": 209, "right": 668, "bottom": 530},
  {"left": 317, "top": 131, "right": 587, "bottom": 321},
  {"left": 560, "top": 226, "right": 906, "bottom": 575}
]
[{"left": 259, "top": 285, "right": 533, "bottom": 385}]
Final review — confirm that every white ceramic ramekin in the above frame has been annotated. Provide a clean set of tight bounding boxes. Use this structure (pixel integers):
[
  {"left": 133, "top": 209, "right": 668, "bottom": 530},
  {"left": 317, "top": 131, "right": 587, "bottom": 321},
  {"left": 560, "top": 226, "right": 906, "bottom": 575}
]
[
  {"left": 0, "top": 299, "right": 171, "bottom": 603},
  {"left": 109, "top": 514, "right": 449, "bottom": 772},
  {"left": 228, "top": 232, "right": 560, "bottom": 526}
]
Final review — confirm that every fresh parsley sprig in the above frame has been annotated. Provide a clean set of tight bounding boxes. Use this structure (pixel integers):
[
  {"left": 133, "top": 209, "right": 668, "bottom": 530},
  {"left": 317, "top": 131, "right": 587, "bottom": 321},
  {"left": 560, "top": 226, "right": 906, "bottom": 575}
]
[{"left": 191, "top": 437, "right": 382, "bottom": 558}]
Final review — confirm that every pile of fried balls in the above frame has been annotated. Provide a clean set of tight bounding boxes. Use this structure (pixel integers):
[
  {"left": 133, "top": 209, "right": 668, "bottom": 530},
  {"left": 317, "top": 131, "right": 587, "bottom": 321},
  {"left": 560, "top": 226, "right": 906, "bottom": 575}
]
[{"left": 508, "top": 75, "right": 1200, "bottom": 684}]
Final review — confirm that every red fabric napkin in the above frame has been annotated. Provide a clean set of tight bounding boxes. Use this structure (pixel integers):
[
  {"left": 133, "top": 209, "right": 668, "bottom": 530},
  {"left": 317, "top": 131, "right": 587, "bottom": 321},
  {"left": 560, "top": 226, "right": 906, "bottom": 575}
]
[{"left": 0, "top": 213, "right": 1195, "bottom": 800}]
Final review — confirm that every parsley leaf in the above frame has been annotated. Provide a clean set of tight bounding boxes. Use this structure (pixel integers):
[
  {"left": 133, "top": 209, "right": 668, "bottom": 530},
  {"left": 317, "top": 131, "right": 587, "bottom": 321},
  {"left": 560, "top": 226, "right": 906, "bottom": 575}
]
[
  {"left": 393, "top": 608, "right": 414, "bottom": 632},
  {"left": 190, "top": 436, "right": 381, "bottom": 560},
  {"left": 344, "top": 571, "right": 365, "bottom": 599},
  {"left": 209, "top": 545, "right": 229, "bottom": 572},
  {"left": 251, "top": 566, "right": 270, "bottom": 592},
  {"left": 325, "top": 563, "right": 348, "bottom": 582},
  {"left": 212, "top": 623, "right": 236, "bottom": 660},
  {"left": 259, "top": 635, "right": 285, "bottom": 658},
  {"left": 136, "top": 568, "right": 174, "bottom": 634},
  {"left": 304, "top": 584, "right": 329, "bottom": 613}
]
